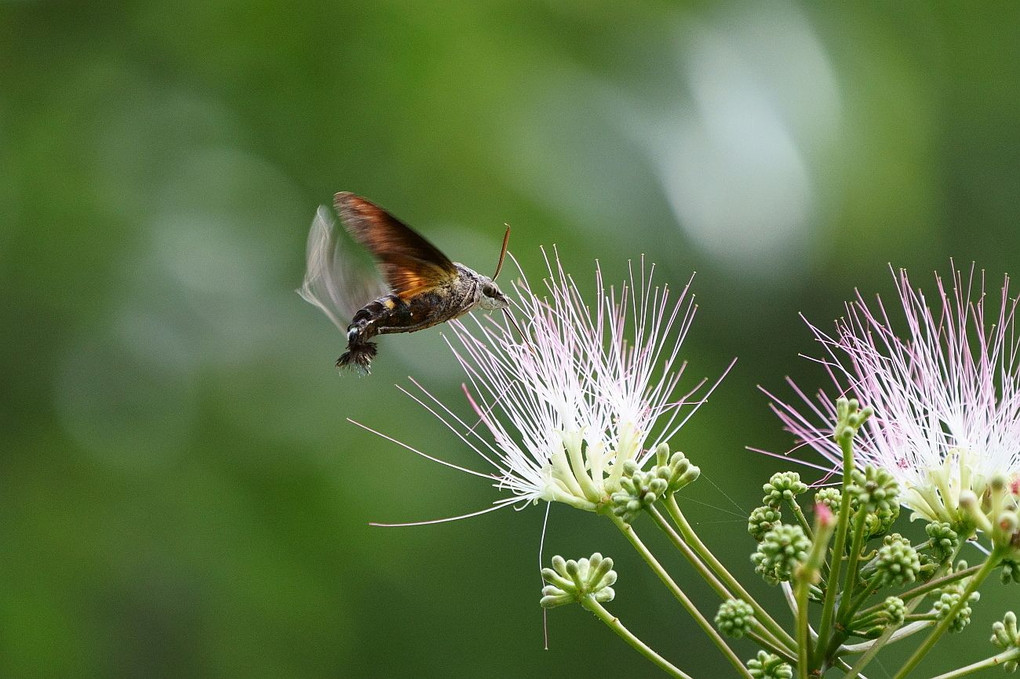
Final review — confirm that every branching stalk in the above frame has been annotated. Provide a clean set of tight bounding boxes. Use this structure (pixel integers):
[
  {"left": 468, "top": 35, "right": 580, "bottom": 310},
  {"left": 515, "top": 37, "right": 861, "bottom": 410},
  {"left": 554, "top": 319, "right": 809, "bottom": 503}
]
[
  {"left": 609, "top": 514, "right": 753, "bottom": 678},
  {"left": 581, "top": 598, "right": 693, "bottom": 679}
]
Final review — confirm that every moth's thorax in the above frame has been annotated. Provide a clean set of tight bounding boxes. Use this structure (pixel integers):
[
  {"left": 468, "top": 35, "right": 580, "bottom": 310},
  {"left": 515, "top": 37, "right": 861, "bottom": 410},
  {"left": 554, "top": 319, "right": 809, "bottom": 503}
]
[
  {"left": 347, "top": 263, "right": 507, "bottom": 339},
  {"left": 452, "top": 263, "right": 509, "bottom": 312}
]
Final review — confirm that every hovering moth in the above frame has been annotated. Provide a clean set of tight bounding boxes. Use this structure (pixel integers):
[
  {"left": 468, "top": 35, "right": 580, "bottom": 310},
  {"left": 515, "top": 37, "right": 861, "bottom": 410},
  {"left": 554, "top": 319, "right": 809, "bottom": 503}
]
[{"left": 299, "top": 192, "right": 511, "bottom": 375}]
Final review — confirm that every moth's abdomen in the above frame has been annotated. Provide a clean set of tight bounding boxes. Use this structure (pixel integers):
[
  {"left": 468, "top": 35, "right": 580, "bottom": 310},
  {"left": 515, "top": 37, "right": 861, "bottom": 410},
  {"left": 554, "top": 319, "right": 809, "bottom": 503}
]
[
  {"left": 350, "top": 294, "right": 405, "bottom": 328},
  {"left": 337, "top": 294, "right": 406, "bottom": 375}
]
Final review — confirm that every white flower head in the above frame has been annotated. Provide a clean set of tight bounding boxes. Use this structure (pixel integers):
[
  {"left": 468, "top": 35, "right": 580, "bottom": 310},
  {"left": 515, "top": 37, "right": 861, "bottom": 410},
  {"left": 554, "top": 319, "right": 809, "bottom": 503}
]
[
  {"left": 363, "top": 249, "right": 730, "bottom": 520},
  {"left": 764, "top": 264, "right": 1020, "bottom": 531}
]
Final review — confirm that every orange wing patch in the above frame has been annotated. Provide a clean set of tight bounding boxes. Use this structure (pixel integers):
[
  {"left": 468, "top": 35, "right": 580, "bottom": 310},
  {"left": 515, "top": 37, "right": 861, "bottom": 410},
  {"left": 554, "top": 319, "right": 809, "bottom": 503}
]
[{"left": 334, "top": 192, "right": 458, "bottom": 299}]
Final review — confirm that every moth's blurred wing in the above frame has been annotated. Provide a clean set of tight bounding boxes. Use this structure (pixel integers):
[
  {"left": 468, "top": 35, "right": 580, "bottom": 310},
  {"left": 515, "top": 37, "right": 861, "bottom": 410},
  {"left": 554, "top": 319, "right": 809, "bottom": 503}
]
[
  {"left": 298, "top": 206, "right": 387, "bottom": 330},
  {"left": 334, "top": 192, "right": 458, "bottom": 300}
]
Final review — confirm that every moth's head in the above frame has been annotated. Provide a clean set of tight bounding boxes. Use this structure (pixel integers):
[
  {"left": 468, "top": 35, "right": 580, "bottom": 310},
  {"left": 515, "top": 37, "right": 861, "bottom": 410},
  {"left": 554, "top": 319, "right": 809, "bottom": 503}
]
[{"left": 478, "top": 278, "right": 509, "bottom": 311}]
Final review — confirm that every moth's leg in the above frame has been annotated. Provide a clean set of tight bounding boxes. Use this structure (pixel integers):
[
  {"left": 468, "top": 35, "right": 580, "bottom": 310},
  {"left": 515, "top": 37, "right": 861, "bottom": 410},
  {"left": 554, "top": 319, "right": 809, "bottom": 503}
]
[{"left": 376, "top": 318, "right": 439, "bottom": 335}]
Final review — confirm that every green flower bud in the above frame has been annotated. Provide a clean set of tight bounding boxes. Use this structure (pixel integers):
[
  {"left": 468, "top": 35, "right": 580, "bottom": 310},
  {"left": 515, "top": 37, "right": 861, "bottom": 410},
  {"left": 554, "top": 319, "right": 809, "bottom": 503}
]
[
  {"left": 1000, "top": 558, "right": 1020, "bottom": 585},
  {"left": 747, "top": 650, "right": 793, "bottom": 679},
  {"left": 881, "top": 596, "right": 907, "bottom": 626},
  {"left": 925, "top": 521, "right": 960, "bottom": 564},
  {"left": 748, "top": 505, "right": 783, "bottom": 542},
  {"left": 848, "top": 465, "right": 900, "bottom": 516},
  {"left": 990, "top": 611, "right": 1020, "bottom": 672},
  {"left": 762, "top": 471, "right": 808, "bottom": 507},
  {"left": 875, "top": 534, "right": 921, "bottom": 586},
  {"left": 752, "top": 524, "right": 810, "bottom": 585},
  {"left": 862, "top": 502, "right": 900, "bottom": 538},
  {"left": 610, "top": 462, "right": 667, "bottom": 524},
  {"left": 853, "top": 596, "right": 907, "bottom": 640},
  {"left": 715, "top": 599, "right": 755, "bottom": 639},
  {"left": 540, "top": 553, "right": 617, "bottom": 608},
  {"left": 834, "top": 397, "right": 874, "bottom": 444},
  {"left": 933, "top": 582, "right": 980, "bottom": 633},
  {"left": 651, "top": 444, "right": 700, "bottom": 495},
  {"left": 814, "top": 488, "right": 841, "bottom": 514}
]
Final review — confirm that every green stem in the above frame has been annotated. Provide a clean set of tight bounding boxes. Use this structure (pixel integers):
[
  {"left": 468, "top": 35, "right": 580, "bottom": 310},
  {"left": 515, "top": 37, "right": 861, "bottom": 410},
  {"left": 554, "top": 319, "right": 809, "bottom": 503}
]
[
  {"left": 926, "top": 648, "right": 1020, "bottom": 679},
  {"left": 664, "top": 495, "right": 797, "bottom": 650},
  {"left": 609, "top": 515, "right": 753, "bottom": 679},
  {"left": 646, "top": 506, "right": 797, "bottom": 658},
  {"left": 842, "top": 623, "right": 903, "bottom": 679},
  {"left": 856, "top": 563, "right": 981, "bottom": 618},
  {"left": 891, "top": 549, "right": 1005, "bottom": 679},
  {"left": 795, "top": 504, "right": 836, "bottom": 679},
  {"left": 834, "top": 508, "right": 869, "bottom": 623},
  {"left": 811, "top": 432, "right": 857, "bottom": 668},
  {"left": 746, "top": 630, "right": 798, "bottom": 665},
  {"left": 647, "top": 507, "right": 733, "bottom": 600},
  {"left": 841, "top": 552, "right": 961, "bottom": 679},
  {"left": 581, "top": 598, "right": 692, "bottom": 679},
  {"left": 788, "top": 500, "right": 813, "bottom": 538},
  {"left": 794, "top": 571, "right": 812, "bottom": 679},
  {"left": 843, "top": 571, "right": 883, "bottom": 623}
]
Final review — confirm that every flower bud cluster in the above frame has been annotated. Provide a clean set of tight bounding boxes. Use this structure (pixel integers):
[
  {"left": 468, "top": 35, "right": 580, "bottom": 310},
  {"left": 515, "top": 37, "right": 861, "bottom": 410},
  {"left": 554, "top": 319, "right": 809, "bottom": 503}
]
[
  {"left": 814, "top": 488, "right": 841, "bottom": 514},
  {"left": 990, "top": 611, "right": 1020, "bottom": 672},
  {"left": 540, "top": 553, "right": 617, "bottom": 609},
  {"left": 1001, "top": 558, "right": 1020, "bottom": 586},
  {"left": 881, "top": 596, "right": 907, "bottom": 626},
  {"left": 715, "top": 599, "right": 755, "bottom": 639},
  {"left": 874, "top": 534, "right": 921, "bottom": 586},
  {"left": 849, "top": 465, "right": 899, "bottom": 514},
  {"left": 747, "top": 505, "right": 783, "bottom": 542},
  {"left": 608, "top": 445, "right": 700, "bottom": 523},
  {"left": 762, "top": 471, "right": 807, "bottom": 507},
  {"left": 833, "top": 397, "right": 873, "bottom": 444},
  {"left": 610, "top": 461, "right": 666, "bottom": 524},
  {"left": 855, "top": 596, "right": 908, "bottom": 638},
  {"left": 746, "top": 650, "right": 793, "bottom": 679},
  {"left": 933, "top": 578, "right": 981, "bottom": 633},
  {"left": 752, "top": 524, "right": 810, "bottom": 585},
  {"left": 924, "top": 522, "right": 959, "bottom": 565}
]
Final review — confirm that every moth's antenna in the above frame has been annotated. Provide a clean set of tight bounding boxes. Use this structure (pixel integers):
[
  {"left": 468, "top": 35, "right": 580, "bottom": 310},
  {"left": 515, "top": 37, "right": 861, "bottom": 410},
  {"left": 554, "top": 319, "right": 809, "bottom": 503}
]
[{"left": 492, "top": 224, "right": 511, "bottom": 280}]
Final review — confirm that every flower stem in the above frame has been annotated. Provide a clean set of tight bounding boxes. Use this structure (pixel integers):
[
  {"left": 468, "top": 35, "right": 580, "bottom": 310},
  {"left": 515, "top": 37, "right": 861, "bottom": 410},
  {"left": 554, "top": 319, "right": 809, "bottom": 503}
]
[
  {"left": 855, "top": 563, "right": 981, "bottom": 618},
  {"left": 835, "top": 510, "right": 869, "bottom": 620},
  {"left": 609, "top": 514, "right": 753, "bottom": 678},
  {"left": 925, "top": 648, "right": 1020, "bottom": 679},
  {"left": 891, "top": 549, "right": 1005, "bottom": 679},
  {"left": 840, "top": 553, "right": 961, "bottom": 678},
  {"left": 842, "top": 571, "right": 883, "bottom": 627},
  {"left": 794, "top": 570, "right": 812, "bottom": 679},
  {"left": 663, "top": 495, "right": 797, "bottom": 650},
  {"left": 811, "top": 430, "right": 857, "bottom": 668},
  {"left": 648, "top": 506, "right": 796, "bottom": 657},
  {"left": 647, "top": 506, "right": 731, "bottom": 598},
  {"left": 580, "top": 598, "right": 693, "bottom": 679},
  {"left": 746, "top": 630, "right": 798, "bottom": 665},
  {"left": 794, "top": 503, "right": 834, "bottom": 679},
  {"left": 787, "top": 500, "right": 813, "bottom": 538}
]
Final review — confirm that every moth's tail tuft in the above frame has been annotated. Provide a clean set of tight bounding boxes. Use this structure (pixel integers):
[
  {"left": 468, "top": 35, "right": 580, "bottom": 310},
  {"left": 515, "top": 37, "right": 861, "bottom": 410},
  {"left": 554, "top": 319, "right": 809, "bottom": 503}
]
[{"left": 336, "top": 340, "right": 378, "bottom": 376}]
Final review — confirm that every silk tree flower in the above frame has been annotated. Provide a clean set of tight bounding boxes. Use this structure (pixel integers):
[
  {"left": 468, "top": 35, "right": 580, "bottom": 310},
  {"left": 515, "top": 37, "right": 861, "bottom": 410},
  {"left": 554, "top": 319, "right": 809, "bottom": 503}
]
[
  {"left": 360, "top": 250, "right": 731, "bottom": 520},
  {"left": 762, "top": 264, "right": 1020, "bottom": 534}
]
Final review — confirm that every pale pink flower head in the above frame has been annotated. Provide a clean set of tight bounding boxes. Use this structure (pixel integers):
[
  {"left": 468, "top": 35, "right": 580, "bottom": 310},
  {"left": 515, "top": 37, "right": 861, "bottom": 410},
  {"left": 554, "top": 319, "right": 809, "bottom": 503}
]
[
  {"left": 373, "top": 250, "right": 730, "bottom": 518},
  {"left": 765, "top": 264, "right": 1020, "bottom": 529}
]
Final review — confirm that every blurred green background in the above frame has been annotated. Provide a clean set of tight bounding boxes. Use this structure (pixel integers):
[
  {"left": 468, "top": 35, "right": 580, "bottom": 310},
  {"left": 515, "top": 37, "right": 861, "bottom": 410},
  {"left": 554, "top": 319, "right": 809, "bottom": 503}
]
[{"left": 3, "top": 1, "right": 1019, "bottom": 677}]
